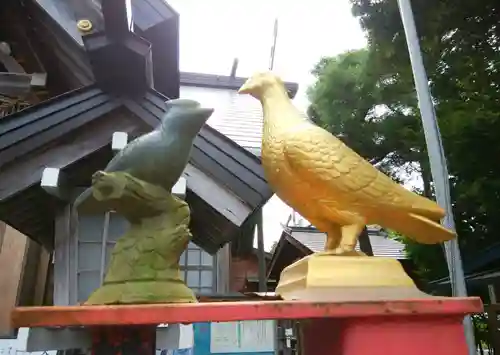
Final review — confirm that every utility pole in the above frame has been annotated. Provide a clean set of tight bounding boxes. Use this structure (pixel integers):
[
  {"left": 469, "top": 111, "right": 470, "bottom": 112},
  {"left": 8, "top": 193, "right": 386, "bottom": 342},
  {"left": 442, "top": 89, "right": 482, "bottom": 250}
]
[
  {"left": 255, "top": 17, "right": 281, "bottom": 293},
  {"left": 230, "top": 58, "right": 239, "bottom": 79},
  {"left": 396, "top": 0, "right": 476, "bottom": 353},
  {"left": 256, "top": 210, "right": 266, "bottom": 292},
  {"left": 269, "top": 18, "right": 279, "bottom": 71}
]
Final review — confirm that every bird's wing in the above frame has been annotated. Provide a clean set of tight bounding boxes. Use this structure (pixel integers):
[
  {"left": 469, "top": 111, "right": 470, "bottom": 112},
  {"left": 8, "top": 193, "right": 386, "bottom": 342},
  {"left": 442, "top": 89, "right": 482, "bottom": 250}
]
[
  {"left": 282, "top": 124, "right": 437, "bottom": 215},
  {"left": 104, "top": 132, "right": 155, "bottom": 172}
]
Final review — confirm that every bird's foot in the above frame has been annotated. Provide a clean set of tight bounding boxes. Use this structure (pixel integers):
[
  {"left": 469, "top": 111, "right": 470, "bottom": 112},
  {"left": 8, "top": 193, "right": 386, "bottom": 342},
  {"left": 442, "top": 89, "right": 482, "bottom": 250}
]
[
  {"left": 319, "top": 244, "right": 366, "bottom": 257},
  {"left": 91, "top": 171, "right": 128, "bottom": 201}
]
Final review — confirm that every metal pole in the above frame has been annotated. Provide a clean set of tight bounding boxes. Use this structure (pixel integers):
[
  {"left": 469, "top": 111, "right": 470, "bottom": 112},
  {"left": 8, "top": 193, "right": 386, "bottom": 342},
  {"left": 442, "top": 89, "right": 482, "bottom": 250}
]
[
  {"left": 488, "top": 284, "right": 497, "bottom": 304},
  {"left": 269, "top": 18, "right": 279, "bottom": 71},
  {"left": 259, "top": 16, "right": 278, "bottom": 293},
  {"left": 0, "top": 222, "right": 4, "bottom": 254},
  {"left": 396, "top": 0, "right": 476, "bottom": 353},
  {"left": 256, "top": 210, "right": 267, "bottom": 292}
]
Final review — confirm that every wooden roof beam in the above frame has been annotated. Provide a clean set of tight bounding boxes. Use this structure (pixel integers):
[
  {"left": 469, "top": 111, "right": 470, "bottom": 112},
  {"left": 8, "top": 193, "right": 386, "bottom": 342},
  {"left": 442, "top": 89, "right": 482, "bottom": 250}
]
[{"left": 101, "top": 0, "right": 133, "bottom": 40}]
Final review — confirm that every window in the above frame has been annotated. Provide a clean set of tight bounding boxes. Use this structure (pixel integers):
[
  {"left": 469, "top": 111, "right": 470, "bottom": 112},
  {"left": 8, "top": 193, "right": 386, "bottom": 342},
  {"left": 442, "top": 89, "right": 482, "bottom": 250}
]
[
  {"left": 75, "top": 213, "right": 216, "bottom": 303},
  {"left": 76, "top": 214, "right": 108, "bottom": 303},
  {"left": 179, "top": 242, "right": 215, "bottom": 295}
]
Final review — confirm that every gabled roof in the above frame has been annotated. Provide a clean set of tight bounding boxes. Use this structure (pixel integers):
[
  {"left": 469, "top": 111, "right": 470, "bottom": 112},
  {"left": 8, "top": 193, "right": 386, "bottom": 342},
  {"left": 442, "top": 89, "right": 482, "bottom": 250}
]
[
  {"left": 21, "top": 0, "right": 300, "bottom": 159},
  {"left": 431, "top": 267, "right": 500, "bottom": 289},
  {"left": 30, "top": 0, "right": 180, "bottom": 98},
  {"left": 0, "top": 85, "right": 272, "bottom": 254},
  {"left": 20, "top": 1, "right": 299, "bottom": 157},
  {"left": 0, "top": 0, "right": 299, "bottom": 255},
  {"left": 288, "top": 226, "right": 407, "bottom": 259},
  {"left": 180, "top": 74, "right": 298, "bottom": 156},
  {"left": 460, "top": 242, "right": 500, "bottom": 275},
  {"left": 266, "top": 225, "right": 407, "bottom": 280},
  {"left": 179, "top": 72, "right": 298, "bottom": 95},
  {"left": 24, "top": 0, "right": 299, "bottom": 104},
  {"left": 430, "top": 242, "right": 500, "bottom": 288}
]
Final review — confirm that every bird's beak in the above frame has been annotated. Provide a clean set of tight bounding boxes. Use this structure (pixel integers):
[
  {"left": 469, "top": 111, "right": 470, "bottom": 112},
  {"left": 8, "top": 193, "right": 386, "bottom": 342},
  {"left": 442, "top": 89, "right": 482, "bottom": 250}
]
[
  {"left": 198, "top": 107, "right": 214, "bottom": 122},
  {"left": 238, "top": 80, "right": 252, "bottom": 94}
]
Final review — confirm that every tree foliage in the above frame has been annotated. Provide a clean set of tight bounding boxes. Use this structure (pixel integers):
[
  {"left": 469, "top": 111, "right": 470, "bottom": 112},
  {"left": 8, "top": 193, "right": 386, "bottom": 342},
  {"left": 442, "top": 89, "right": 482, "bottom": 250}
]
[
  {"left": 307, "top": 49, "right": 427, "bottom": 186},
  {"left": 308, "top": 0, "right": 500, "bottom": 283}
]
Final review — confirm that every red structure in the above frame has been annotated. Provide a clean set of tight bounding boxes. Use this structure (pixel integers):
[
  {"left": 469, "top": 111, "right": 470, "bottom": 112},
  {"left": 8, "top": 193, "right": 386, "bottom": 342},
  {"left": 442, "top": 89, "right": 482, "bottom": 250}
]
[{"left": 12, "top": 297, "right": 482, "bottom": 355}]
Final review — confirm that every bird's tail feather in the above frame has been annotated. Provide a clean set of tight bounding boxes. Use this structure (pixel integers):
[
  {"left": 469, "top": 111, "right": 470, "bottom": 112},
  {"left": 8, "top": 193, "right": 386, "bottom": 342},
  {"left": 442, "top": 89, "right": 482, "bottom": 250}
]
[
  {"left": 409, "top": 194, "right": 447, "bottom": 221},
  {"left": 381, "top": 212, "right": 456, "bottom": 244}
]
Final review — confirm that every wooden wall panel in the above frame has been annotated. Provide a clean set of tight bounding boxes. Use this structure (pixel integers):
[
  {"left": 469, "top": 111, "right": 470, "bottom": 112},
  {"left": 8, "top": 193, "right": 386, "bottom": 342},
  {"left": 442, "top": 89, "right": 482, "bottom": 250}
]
[
  {"left": 0, "top": 223, "right": 51, "bottom": 338},
  {"left": 0, "top": 224, "right": 28, "bottom": 337},
  {"left": 229, "top": 254, "right": 260, "bottom": 292}
]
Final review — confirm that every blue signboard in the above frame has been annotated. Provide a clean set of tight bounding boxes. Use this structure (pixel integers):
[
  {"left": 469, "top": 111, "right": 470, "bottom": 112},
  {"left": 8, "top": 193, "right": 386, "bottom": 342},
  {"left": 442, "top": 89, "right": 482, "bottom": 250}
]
[
  {"left": 160, "top": 350, "right": 193, "bottom": 355},
  {"left": 174, "top": 350, "right": 194, "bottom": 355}
]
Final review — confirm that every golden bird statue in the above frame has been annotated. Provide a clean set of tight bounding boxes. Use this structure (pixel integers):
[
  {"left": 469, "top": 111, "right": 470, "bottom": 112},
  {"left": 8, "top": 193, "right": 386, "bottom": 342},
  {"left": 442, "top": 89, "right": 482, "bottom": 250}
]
[{"left": 238, "top": 72, "right": 456, "bottom": 256}]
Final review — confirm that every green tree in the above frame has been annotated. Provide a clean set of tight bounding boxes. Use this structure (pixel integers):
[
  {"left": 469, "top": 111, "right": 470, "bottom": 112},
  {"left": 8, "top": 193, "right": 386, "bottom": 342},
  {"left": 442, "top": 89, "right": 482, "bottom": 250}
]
[
  {"left": 308, "top": 0, "right": 500, "bottom": 284},
  {"left": 307, "top": 49, "right": 434, "bottom": 192}
]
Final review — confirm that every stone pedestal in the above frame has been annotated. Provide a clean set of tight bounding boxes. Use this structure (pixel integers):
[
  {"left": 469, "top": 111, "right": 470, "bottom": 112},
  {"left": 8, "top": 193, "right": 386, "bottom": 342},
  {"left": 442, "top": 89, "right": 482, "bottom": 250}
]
[
  {"left": 276, "top": 253, "right": 429, "bottom": 302},
  {"left": 275, "top": 253, "right": 476, "bottom": 354}
]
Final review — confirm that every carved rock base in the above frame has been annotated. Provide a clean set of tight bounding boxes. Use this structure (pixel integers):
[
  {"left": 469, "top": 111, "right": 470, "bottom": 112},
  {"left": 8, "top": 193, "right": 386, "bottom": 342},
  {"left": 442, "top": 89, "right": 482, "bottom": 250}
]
[
  {"left": 85, "top": 225, "right": 196, "bottom": 305},
  {"left": 276, "top": 254, "right": 430, "bottom": 302},
  {"left": 86, "top": 280, "right": 196, "bottom": 305},
  {"left": 83, "top": 171, "right": 197, "bottom": 305}
]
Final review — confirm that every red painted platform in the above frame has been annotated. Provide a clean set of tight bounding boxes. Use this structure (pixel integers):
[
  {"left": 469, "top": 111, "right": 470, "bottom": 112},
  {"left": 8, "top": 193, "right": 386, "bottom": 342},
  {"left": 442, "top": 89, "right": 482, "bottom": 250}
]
[
  {"left": 12, "top": 298, "right": 481, "bottom": 327},
  {"left": 12, "top": 298, "right": 483, "bottom": 355}
]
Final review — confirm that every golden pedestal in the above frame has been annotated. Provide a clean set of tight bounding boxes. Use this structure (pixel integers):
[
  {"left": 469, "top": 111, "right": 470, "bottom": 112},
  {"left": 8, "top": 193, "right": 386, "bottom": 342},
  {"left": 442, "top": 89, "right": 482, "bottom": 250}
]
[{"left": 276, "top": 253, "right": 431, "bottom": 301}]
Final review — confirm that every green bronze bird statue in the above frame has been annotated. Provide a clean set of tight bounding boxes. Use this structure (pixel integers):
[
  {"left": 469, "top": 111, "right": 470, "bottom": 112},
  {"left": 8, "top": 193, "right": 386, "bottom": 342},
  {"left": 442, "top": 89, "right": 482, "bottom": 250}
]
[{"left": 71, "top": 98, "right": 214, "bottom": 219}]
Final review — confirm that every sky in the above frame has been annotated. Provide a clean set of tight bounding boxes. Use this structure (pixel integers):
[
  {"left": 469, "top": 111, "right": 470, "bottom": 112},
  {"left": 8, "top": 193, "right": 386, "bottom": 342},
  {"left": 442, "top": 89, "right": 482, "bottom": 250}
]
[
  {"left": 168, "top": 0, "right": 368, "bottom": 250},
  {"left": 169, "top": 0, "right": 367, "bottom": 109}
]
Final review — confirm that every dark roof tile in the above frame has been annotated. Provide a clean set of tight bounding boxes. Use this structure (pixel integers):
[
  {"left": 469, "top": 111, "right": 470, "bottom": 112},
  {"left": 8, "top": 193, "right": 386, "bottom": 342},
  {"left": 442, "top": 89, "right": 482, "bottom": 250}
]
[{"left": 288, "top": 226, "right": 407, "bottom": 259}]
